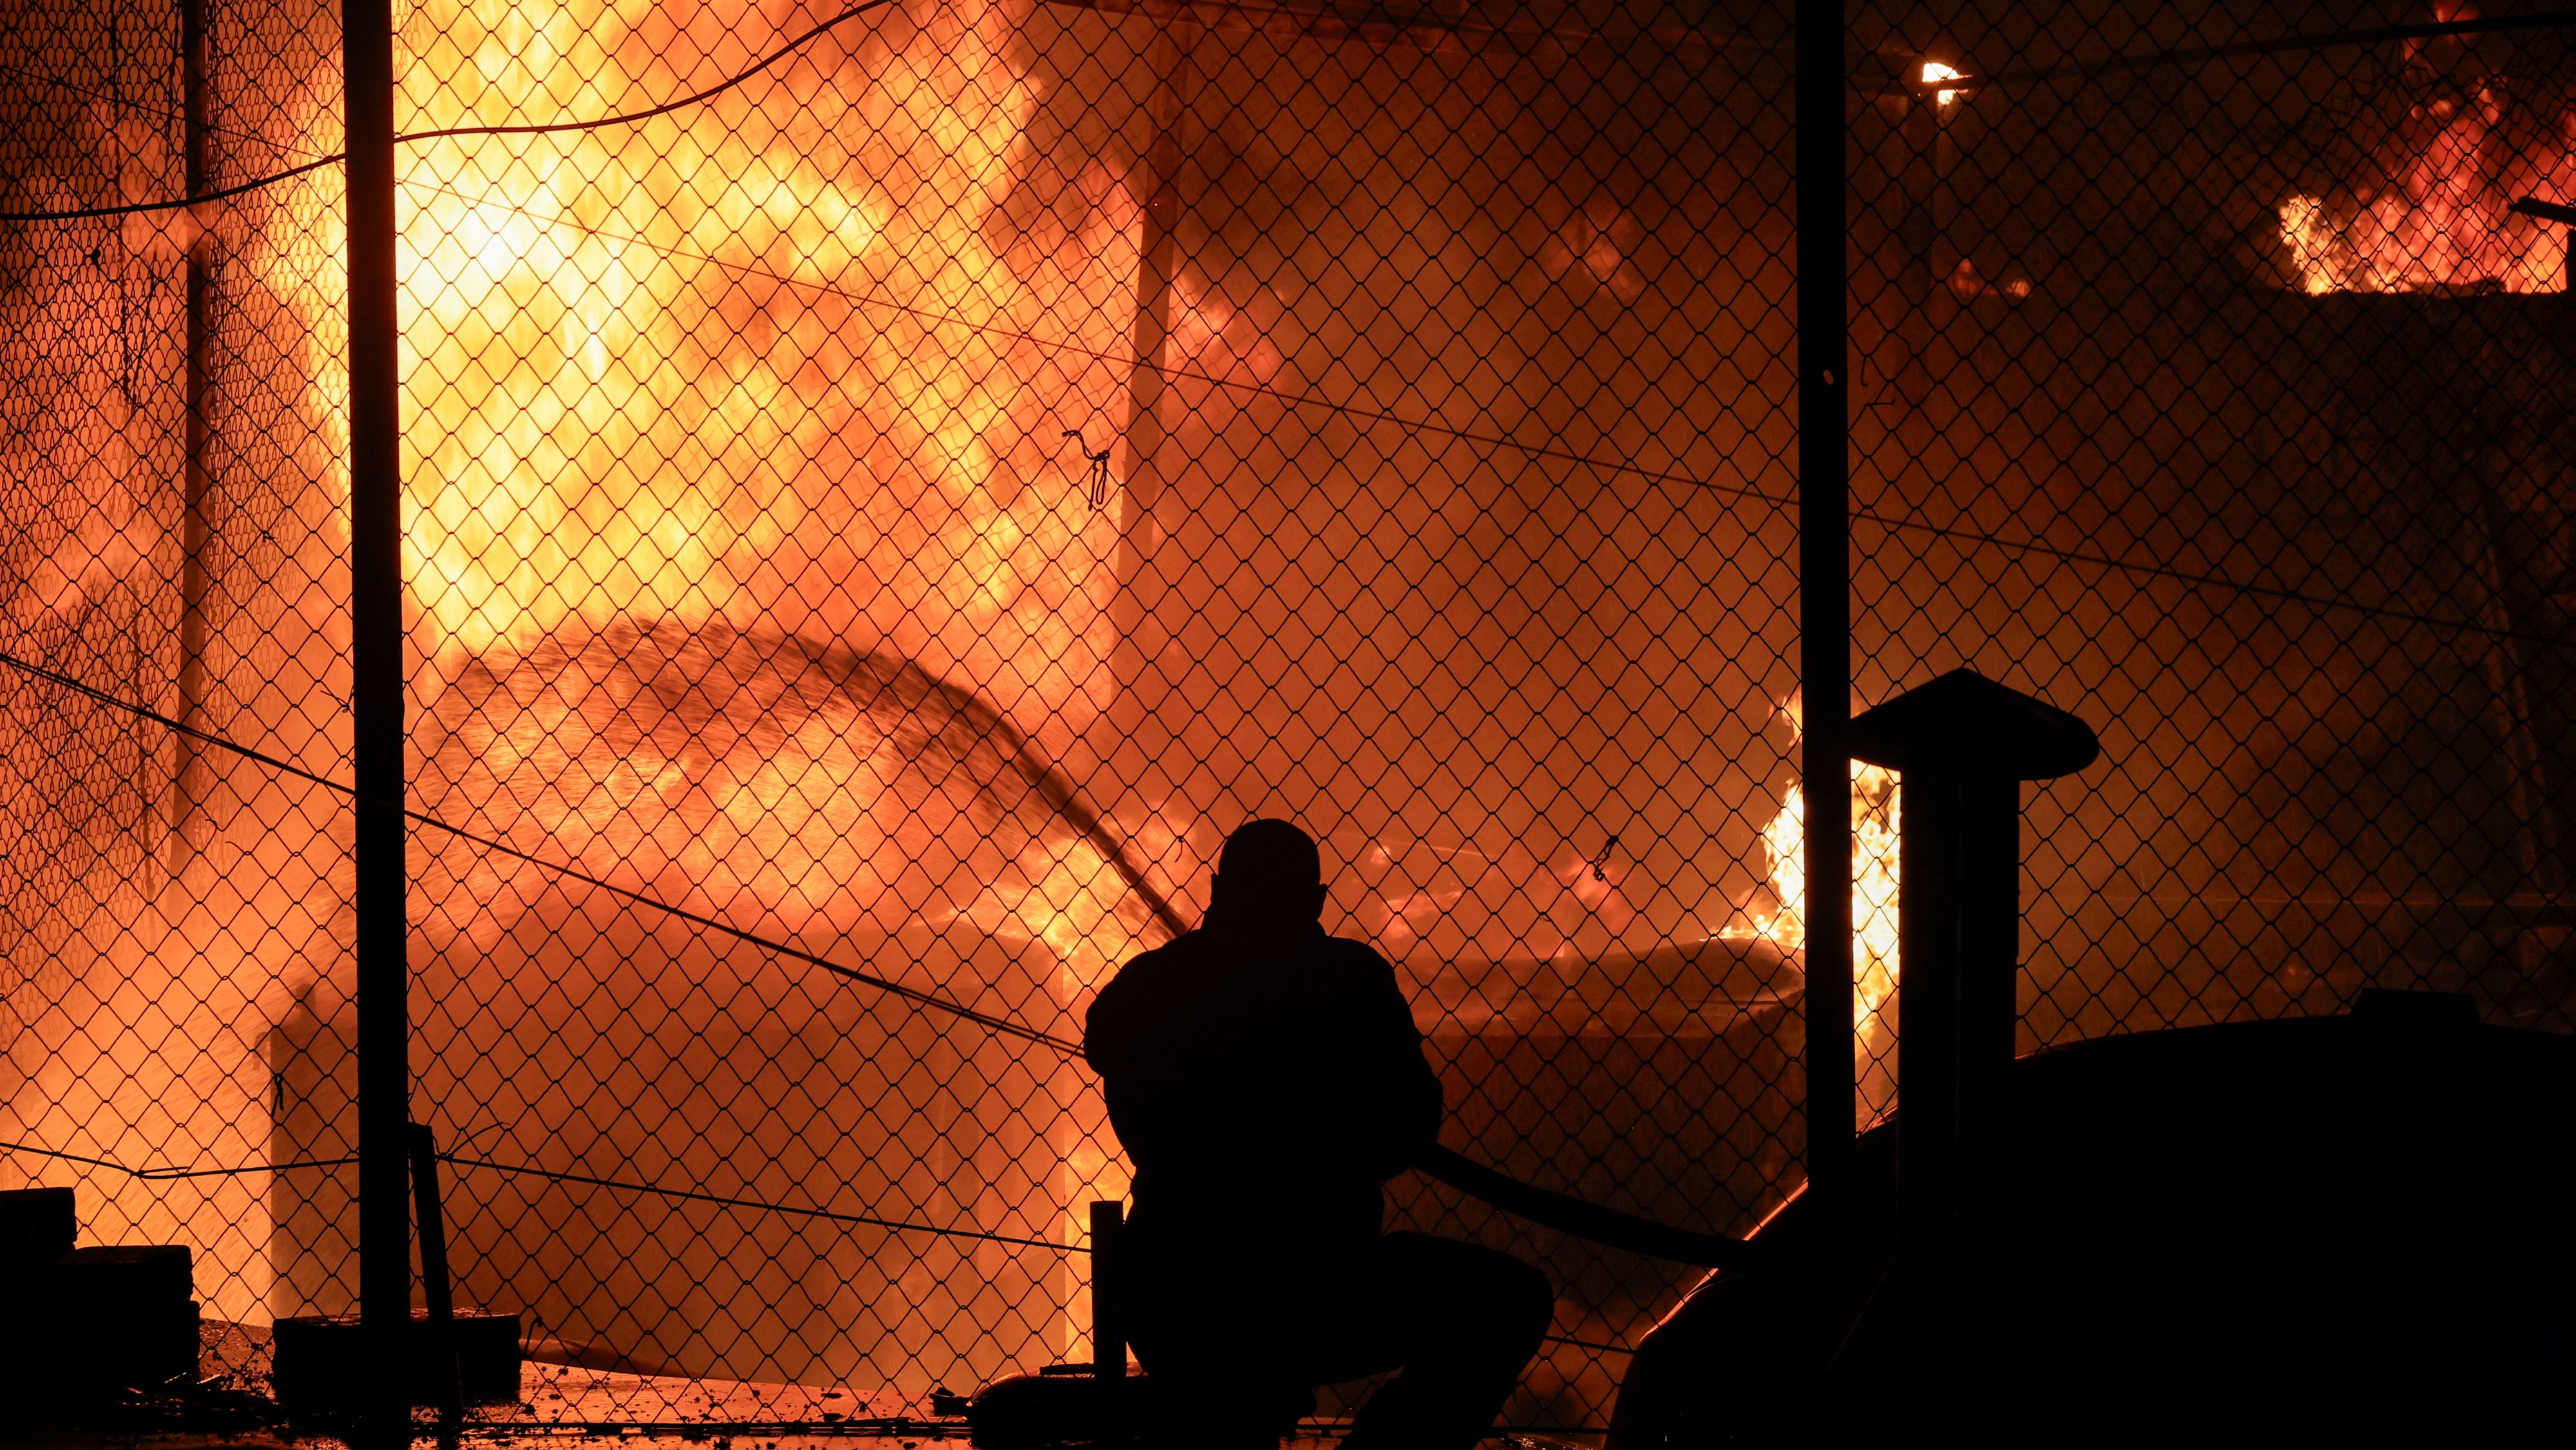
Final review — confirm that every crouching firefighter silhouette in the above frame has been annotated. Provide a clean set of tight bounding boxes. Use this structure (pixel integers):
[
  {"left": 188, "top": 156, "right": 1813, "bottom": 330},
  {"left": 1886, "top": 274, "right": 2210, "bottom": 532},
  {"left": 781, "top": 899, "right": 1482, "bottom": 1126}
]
[{"left": 1084, "top": 819, "right": 1553, "bottom": 1450}]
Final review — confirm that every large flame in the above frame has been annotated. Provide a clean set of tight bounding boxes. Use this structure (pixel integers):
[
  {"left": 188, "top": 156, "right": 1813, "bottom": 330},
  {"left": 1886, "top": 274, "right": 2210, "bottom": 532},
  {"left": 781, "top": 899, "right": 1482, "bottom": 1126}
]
[
  {"left": 365, "top": 0, "right": 1158, "bottom": 1365},
  {"left": 389, "top": 0, "right": 1147, "bottom": 968}
]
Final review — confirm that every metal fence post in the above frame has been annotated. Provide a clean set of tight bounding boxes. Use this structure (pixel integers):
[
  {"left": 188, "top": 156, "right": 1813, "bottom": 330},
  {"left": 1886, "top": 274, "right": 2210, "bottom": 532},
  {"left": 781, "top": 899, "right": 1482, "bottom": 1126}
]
[
  {"left": 1089, "top": 1201, "right": 1123, "bottom": 1379},
  {"left": 346, "top": 0, "right": 410, "bottom": 1435},
  {"left": 1797, "top": 0, "right": 1855, "bottom": 1210}
]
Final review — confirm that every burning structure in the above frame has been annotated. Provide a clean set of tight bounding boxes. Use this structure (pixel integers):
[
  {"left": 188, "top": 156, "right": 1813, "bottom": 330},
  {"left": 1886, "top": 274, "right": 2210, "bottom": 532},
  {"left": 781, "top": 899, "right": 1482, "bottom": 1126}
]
[{"left": 4, "top": 0, "right": 2573, "bottom": 1433}]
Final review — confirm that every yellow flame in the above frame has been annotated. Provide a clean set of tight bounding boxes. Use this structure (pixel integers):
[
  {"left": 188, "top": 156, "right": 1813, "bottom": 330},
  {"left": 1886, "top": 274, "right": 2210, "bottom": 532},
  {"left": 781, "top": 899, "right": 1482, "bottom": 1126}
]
[
  {"left": 1728, "top": 765, "right": 1900, "bottom": 1014},
  {"left": 1721, "top": 695, "right": 1902, "bottom": 1124},
  {"left": 392, "top": 0, "right": 1148, "bottom": 965},
  {"left": 1920, "top": 61, "right": 1965, "bottom": 109}
]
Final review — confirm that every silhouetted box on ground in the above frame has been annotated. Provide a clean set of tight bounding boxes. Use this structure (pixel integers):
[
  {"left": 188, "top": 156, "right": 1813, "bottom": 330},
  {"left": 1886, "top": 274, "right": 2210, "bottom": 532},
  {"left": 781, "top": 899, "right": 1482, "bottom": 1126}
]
[
  {"left": 0, "top": 1187, "right": 74, "bottom": 1264},
  {"left": 46, "top": 1245, "right": 196, "bottom": 1303},
  {"left": 0, "top": 1239, "right": 201, "bottom": 1395},
  {"left": 273, "top": 1308, "right": 524, "bottom": 1411}
]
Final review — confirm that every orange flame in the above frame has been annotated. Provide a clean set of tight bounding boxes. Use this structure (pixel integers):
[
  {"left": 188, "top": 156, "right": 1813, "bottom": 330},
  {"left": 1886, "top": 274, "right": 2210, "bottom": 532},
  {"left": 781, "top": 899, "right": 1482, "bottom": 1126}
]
[
  {"left": 2278, "top": 67, "right": 2565, "bottom": 294},
  {"left": 388, "top": 0, "right": 1150, "bottom": 967},
  {"left": 1723, "top": 703, "right": 1902, "bottom": 1123}
]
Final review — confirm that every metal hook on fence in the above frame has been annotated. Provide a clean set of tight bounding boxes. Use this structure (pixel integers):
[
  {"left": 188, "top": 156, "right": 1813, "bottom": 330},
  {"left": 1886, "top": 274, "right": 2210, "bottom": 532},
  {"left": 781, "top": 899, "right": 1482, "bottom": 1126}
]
[
  {"left": 1062, "top": 429, "right": 1113, "bottom": 507},
  {"left": 1592, "top": 833, "right": 1619, "bottom": 882}
]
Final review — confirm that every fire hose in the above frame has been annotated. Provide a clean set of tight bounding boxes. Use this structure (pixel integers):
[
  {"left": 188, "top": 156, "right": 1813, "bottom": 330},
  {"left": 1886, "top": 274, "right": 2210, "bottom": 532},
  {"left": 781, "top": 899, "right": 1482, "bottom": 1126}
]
[
  {"left": 1414, "top": 1143, "right": 1758, "bottom": 1270},
  {"left": 0, "top": 644, "right": 1758, "bottom": 1271}
]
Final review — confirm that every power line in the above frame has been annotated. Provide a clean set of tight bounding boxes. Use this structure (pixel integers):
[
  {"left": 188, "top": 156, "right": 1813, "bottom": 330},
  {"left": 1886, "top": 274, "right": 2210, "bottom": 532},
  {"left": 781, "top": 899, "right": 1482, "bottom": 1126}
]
[
  {"left": 0, "top": 1140, "right": 356, "bottom": 1179},
  {"left": 0, "top": 644, "right": 1772, "bottom": 1270},
  {"left": 0, "top": 645, "right": 1086, "bottom": 1057},
  {"left": 395, "top": 174, "right": 1794, "bottom": 514},
  {"left": 440, "top": 1150, "right": 1075, "bottom": 1253},
  {"left": 1, "top": 0, "right": 901, "bottom": 222},
  {"left": 16, "top": 4, "right": 2576, "bottom": 220},
  {"left": 392, "top": 175, "right": 2576, "bottom": 655},
  {"left": 23, "top": 147, "right": 2548, "bottom": 694},
  {"left": 20, "top": 6, "right": 2559, "bottom": 665},
  {"left": 0, "top": 155, "right": 343, "bottom": 222},
  {"left": 395, "top": 0, "right": 900, "bottom": 145},
  {"left": 1848, "top": 509, "right": 2576, "bottom": 655},
  {"left": 0, "top": 1140, "right": 1073, "bottom": 1252}
]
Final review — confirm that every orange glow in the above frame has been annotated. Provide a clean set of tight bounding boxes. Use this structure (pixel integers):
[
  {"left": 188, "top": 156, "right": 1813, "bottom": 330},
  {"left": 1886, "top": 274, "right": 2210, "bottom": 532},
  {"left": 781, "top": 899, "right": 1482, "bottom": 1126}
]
[
  {"left": 1920, "top": 61, "right": 1965, "bottom": 109},
  {"left": 350, "top": 3, "right": 1175, "bottom": 1380}
]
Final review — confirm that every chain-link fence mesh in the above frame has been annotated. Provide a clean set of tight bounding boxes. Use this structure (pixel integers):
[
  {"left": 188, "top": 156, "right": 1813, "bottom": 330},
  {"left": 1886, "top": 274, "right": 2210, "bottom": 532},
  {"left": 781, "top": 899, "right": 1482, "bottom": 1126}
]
[
  {"left": 0, "top": 0, "right": 352, "bottom": 1361},
  {"left": 1841, "top": 2, "right": 2576, "bottom": 1058},
  {"left": 5, "top": 0, "right": 2572, "bottom": 1440}
]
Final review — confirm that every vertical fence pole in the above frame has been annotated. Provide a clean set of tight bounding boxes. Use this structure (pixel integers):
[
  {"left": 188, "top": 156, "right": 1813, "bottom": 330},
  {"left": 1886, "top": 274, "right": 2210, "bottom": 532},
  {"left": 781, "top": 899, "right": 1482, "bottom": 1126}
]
[
  {"left": 172, "top": 0, "right": 211, "bottom": 864},
  {"left": 1089, "top": 1200, "right": 1124, "bottom": 1379},
  {"left": 411, "top": 1124, "right": 465, "bottom": 1424},
  {"left": 1797, "top": 0, "right": 1855, "bottom": 1203},
  {"left": 345, "top": 0, "right": 410, "bottom": 1435}
]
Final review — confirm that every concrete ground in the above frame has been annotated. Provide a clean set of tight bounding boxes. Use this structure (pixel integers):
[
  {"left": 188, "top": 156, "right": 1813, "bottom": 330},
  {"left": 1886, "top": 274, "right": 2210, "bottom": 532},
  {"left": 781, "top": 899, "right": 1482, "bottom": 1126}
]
[
  {"left": 0, "top": 1324, "right": 1584, "bottom": 1450},
  {"left": 0, "top": 1335, "right": 1367, "bottom": 1450}
]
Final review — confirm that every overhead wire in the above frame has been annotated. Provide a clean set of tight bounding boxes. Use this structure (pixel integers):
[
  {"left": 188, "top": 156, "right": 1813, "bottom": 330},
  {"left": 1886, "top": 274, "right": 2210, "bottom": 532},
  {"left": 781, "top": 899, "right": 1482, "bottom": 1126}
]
[
  {"left": 21, "top": 2, "right": 2562, "bottom": 221},
  {"left": 0, "top": 645, "right": 1761, "bottom": 1266},
  {"left": 0, "top": 644, "right": 1085, "bottom": 1056},
  {"left": 1, "top": 0, "right": 902, "bottom": 222},
  {"left": 1846, "top": 508, "right": 2576, "bottom": 655},
  {"left": 0, "top": 1140, "right": 1068, "bottom": 1252},
  {"left": 0, "top": 156, "right": 343, "bottom": 222},
  {"left": 393, "top": 0, "right": 901, "bottom": 144},
  {"left": 0, "top": 1140, "right": 357, "bottom": 1180},
  {"left": 437, "top": 1150, "right": 1075, "bottom": 1253},
  {"left": 22, "top": 2, "right": 2559, "bottom": 664},
  {"left": 394, "top": 172, "right": 1797, "bottom": 514}
]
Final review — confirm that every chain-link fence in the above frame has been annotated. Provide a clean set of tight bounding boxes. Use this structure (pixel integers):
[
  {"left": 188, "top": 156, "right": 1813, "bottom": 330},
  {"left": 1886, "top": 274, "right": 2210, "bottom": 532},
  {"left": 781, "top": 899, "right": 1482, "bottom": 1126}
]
[
  {"left": 5, "top": 0, "right": 2571, "bottom": 1440},
  {"left": 1, "top": 0, "right": 352, "bottom": 1358},
  {"left": 1841, "top": 1, "right": 2576, "bottom": 1054}
]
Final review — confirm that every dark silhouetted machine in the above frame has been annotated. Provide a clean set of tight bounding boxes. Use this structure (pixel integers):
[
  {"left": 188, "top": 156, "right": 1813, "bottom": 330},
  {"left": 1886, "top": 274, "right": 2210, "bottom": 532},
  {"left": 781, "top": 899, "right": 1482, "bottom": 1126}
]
[
  {"left": 1607, "top": 671, "right": 2576, "bottom": 1444},
  {"left": 970, "top": 672, "right": 2575, "bottom": 1445}
]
